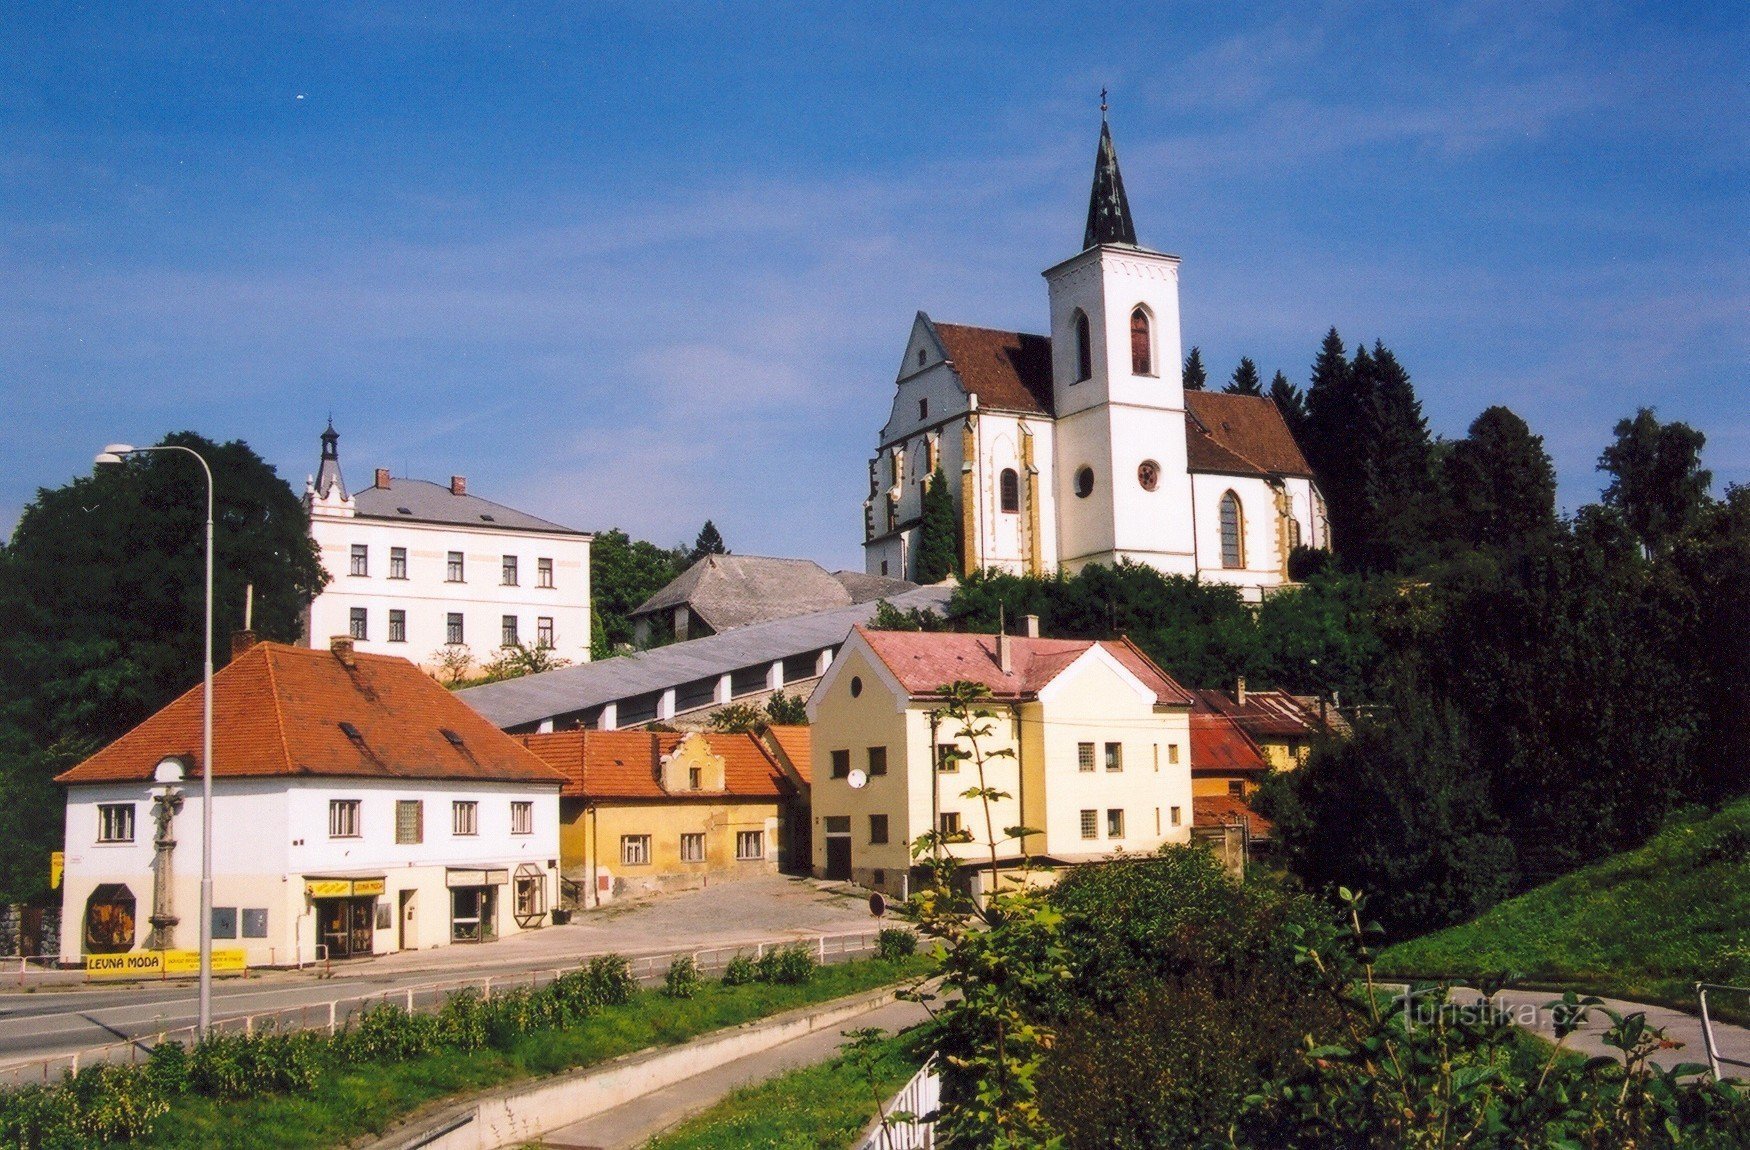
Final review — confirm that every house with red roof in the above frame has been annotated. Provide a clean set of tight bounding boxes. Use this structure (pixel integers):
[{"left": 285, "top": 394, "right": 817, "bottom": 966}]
[
  {"left": 861, "top": 118, "right": 1326, "bottom": 600},
  {"left": 806, "top": 623, "right": 1195, "bottom": 899},
  {"left": 516, "top": 727, "right": 810, "bottom": 905},
  {"left": 56, "top": 637, "right": 566, "bottom": 968}
]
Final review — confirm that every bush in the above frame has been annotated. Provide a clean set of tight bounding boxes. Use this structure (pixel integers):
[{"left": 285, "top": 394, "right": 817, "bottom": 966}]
[
  {"left": 722, "top": 953, "right": 759, "bottom": 986},
  {"left": 143, "top": 1040, "right": 191, "bottom": 1097},
  {"left": 437, "top": 987, "right": 490, "bottom": 1052},
  {"left": 664, "top": 955, "right": 702, "bottom": 999},
  {"left": 756, "top": 943, "right": 816, "bottom": 985},
  {"left": 339, "top": 1002, "right": 441, "bottom": 1064},
  {"left": 0, "top": 1081, "right": 82, "bottom": 1150},
  {"left": 187, "top": 1028, "right": 322, "bottom": 1099},
  {"left": 64, "top": 1063, "right": 169, "bottom": 1143},
  {"left": 876, "top": 928, "right": 917, "bottom": 962},
  {"left": 581, "top": 954, "right": 638, "bottom": 1006}
]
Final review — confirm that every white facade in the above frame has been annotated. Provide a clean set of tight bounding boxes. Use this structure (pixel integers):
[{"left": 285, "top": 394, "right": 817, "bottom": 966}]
[
  {"left": 303, "top": 430, "right": 592, "bottom": 671},
  {"left": 60, "top": 774, "right": 561, "bottom": 967}
]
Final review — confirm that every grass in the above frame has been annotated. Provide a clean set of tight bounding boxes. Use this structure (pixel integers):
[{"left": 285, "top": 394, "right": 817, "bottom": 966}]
[
  {"left": 135, "top": 955, "right": 933, "bottom": 1150},
  {"left": 1378, "top": 797, "right": 1750, "bottom": 1017},
  {"left": 644, "top": 1023, "right": 936, "bottom": 1150}
]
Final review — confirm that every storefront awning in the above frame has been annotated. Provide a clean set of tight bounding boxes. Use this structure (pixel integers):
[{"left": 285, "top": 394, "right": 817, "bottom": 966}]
[{"left": 305, "top": 876, "right": 386, "bottom": 898}]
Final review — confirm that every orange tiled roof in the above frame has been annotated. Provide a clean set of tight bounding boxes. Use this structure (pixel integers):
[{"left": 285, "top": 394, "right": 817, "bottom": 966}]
[
  {"left": 764, "top": 724, "right": 812, "bottom": 785},
  {"left": 1185, "top": 391, "right": 1314, "bottom": 478},
  {"left": 1189, "top": 712, "right": 1270, "bottom": 774},
  {"left": 1193, "top": 793, "right": 1274, "bottom": 838},
  {"left": 932, "top": 322, "right": 1055, "bottom": 416},
  {"left": 516, "top": 729, "right": 795, "bottom": 801},
  {"left": 856, "top": 628, "right": 1193, "bottom": 706},
  {"left": 57, "top": 642, "right": 567, "bottom": 787}
]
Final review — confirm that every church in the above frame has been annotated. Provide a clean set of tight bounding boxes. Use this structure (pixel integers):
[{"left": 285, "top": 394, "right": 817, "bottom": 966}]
[{"left": 862, "top": 116, "right": 1328, "bottom": 602}]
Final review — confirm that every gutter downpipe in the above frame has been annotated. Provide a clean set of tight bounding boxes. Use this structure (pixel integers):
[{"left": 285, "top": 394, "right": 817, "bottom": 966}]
[{"left": 589, "top": 804, "right": 600, "bottom": 908}]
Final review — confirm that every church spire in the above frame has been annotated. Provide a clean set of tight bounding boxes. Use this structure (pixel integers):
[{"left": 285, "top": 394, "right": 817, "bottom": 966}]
[
  {"left": 1082, "top": 100, "right": 1138, "bottom": 250},
  {"left": 314, "top": 419, "right": 348, "bottom": 500}
]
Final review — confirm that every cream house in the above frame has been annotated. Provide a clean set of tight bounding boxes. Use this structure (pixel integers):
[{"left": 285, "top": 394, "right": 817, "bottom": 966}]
[{"left": 806, "top": 623, "right": 1195, "bottom": 898}]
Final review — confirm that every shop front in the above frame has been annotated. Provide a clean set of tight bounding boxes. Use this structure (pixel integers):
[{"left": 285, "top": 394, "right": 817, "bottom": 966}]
[
  {"left": 306, "top": 876, "right": 385, "bottom": 959},
  {"left": 447, "top": 868, "right": 506, "bottom": 943}
]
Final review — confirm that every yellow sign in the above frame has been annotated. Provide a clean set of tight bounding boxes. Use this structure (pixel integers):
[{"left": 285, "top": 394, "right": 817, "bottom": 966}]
[
  {"left": 49, "top": 852, "right": 63, "bottom": 890},
  {"left": 86, "top": 949, "right": 246, "bottom": 980},
  {"left": 305, "top": 877, "right": 385, "bottom": 898},
  {"left": 352, "top": 878, "right": 386, "bottom": 897}
]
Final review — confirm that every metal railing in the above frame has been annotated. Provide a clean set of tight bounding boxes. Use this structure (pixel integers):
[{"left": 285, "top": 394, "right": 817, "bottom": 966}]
[
  {"left": 0, "top": 928, "right": 896, "bottom": 1089},
  {"left": 1696, "top": 982, "right": 1750, "bottom": 1082},
  {"left": 856, "top": 1053, "right": 939, "bottom": 1150}
]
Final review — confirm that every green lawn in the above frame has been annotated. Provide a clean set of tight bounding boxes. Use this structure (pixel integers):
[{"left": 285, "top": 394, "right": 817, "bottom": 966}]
[
  {"left": 644, "top": 1024, "right": 936, "bottom": 1150},
  {"left": 1378, "top": 798, "right": 1750, "bottom": 1013},
  {"left": 136, "top": 956, "right": 933, "bottom": 1150}
]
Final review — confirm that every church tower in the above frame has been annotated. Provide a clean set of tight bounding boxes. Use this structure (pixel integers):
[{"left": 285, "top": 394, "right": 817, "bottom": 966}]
[{"left": 1043, "top": 112, "right": 1195, "bottom": 572}]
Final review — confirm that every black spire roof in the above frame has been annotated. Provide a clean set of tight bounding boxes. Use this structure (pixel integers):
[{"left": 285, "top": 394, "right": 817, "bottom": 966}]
[{"left": 1082, "top": 119, "right": 1138, "bottom": 250}]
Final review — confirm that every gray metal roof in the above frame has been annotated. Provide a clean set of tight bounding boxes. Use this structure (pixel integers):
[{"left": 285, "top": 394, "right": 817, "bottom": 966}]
[
  {"left": 459, "top": 584, "right": 952, "bottom": 729},
  {"left": 353, "top": 478, "right": 587, "bottom": 535},
  {"left": 631, "top": 555, "right": 919, "bottom": 633}
]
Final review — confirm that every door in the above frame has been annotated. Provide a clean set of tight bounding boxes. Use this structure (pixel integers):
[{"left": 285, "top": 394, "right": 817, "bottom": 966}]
[
  {"left": 317, "top": 899, "right": 349, "bottom": 958},
  {"left": 825, "top": 836, "right": 852, "bottom": 881},
  {"left": 347, "top": 898, "right": 375, "bottom": 957},
  {"left": 398, "top": 890, "right": 417, "bottom": 951}
]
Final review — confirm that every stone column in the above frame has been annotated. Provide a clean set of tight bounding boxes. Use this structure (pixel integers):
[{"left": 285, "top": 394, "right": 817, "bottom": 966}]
[{"left": 146, "top": 785, "right": 184, "bottom": 950}]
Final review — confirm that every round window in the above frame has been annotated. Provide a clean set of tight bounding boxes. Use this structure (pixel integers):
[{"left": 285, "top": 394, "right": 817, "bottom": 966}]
[
  {"left": 1075, "top": 466, "right": 1095, "bottom": 499},
  {"left": 850, "top": 676, "right": 863, "bottom": 698},
  {"left": 1138, "top": 460, "right": 1160, "bottom": 491}
]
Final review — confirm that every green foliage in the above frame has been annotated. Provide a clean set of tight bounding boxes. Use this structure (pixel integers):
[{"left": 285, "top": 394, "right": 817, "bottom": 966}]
[
  {"left": 688, "top": 519, "right": 728, "bottom": 566},
  {"left": 1598, "top": 407, "right": 1712, "bottom": 555},
  {"left": 1224, "top": 355, "right": 1264, "bottom": 395},
  {"left": 876, "top": 928, "right": 917, "bottom": 962},
  {"left": 705, "top": 703, "right": 766, "bottom": 733},
  {"left": 188, "top": 1029, "right": 323, "bottom": 1099},
  {"left": 755, "top": 943, "right": 817, "bottom": 985},
  {"left": 1441, "top": 405, "right": 1558, "bottom": 552},
  {"left": 1270, "top": 369, "right": 1310, "bottom": 442},
  {"left": 588, "top": 527, "right": 687, "bottom": 658},
  {"left": 476, "top": 640, "right": 572, "bottom": 683},
  {"left": 722, "top": 953, "right": 759, "bottom": 986},
  {"left": 1181, "top": 346, "right": 1207, "bottom": 391},
  {"left": 868, "top": 598, "right": 947, "bottom": 632},
  {"left": 763, "top": 689, "right": 808, "bottom": 726},
  {"left": 664, "top": 955, "right": 703, "bottom": 999},
  {"left": 913, "top": 467, "right": 960, "bottom": 583}
]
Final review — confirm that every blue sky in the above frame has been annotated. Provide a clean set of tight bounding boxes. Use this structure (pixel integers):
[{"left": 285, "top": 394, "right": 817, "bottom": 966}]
[{"left": 3, "top": 2, "right": 1744, "bottom": 569}]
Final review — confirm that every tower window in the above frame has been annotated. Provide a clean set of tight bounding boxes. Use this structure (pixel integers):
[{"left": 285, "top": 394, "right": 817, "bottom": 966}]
[
  {"left": 999, "top": 468, "right": 1019, "bottom": 513},
  {"left": 918, "top": 398, "right": 929, "bottom": 420},
  {"left": 1075, "top": 467, "right": 1095, "bottom": 499},
  {"left": 1220, "top": 491, "right": 1245, "bottom": 568},
  {"left": 1130, "top": 308, "right": 1152, "bottom": 376},
  {"left": 1074, "top": 311, "right": 1092, "bottom": 382}
]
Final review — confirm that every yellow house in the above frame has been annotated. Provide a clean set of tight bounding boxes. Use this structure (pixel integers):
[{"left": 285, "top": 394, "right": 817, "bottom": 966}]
[
  {"left": 806, "top": 625, "right": 1195, "bottom": 898},
  {"left": 518, "top": 728, "right": 808, "bottom": 908},
  {"left": 1191, "top": 680, "right": 1327, "bottom": 772}
]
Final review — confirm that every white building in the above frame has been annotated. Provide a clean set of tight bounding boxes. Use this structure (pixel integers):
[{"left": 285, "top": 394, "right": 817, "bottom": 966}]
[
  {"left": 863, "top": 117, "right": 1327, "bottom": 601},
  {"left": 304, "top": 424, "right": 593, "bottom": 670},
  {"left": 57, "top": 638, "right": 566, "bottom": 968}
]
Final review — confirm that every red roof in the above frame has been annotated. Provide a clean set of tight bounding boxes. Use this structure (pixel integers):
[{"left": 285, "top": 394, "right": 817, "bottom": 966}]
[
  {"left": 516, "top": 729, "right": 795, "bottom": 801},
  {"left": 1189, "top": 712, "right": 1270, "bottom": 774},
  {"left": 932, "top": 322, "right": 1054, "bottom": 416},
  {"left": 1193, "top": 794, "right": 1275, "bottom": 838},
  {"left": 1191, "top": 688, "right": 1323, "bottom": 740},
  {"left": 764, "top": 725, "right": 812, "bottom": 785},
  {"left": 855, "top": 628, "right": 1193, "bottom": 706},
  {"left": 57, "top": 642, "right": 566, "bottom": 787},
  {"left": 1184, "top": 391, "right": 1314, "bottom": 478}
]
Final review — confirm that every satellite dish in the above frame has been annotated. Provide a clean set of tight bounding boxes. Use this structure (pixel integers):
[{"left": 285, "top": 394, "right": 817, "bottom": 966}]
[{"left": 847, "top": 768, "right": 869, "bottom": 790}]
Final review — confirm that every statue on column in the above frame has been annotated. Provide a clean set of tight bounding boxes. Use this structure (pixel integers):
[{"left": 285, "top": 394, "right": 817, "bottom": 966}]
[{"left": 145, "top": 785, "right": 184, "bottom": 950}]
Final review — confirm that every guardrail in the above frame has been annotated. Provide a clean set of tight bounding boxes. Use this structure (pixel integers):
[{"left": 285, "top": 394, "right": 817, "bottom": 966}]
[
  {"left": 1696, "top": 981, "right": 1750, "bottom": 1082},
  {"left": 0, "top": 928, "right": 894, "bottom": 1090},
  {"left": 856, "top": 1053, "right": 938, "bottom": 1149}
]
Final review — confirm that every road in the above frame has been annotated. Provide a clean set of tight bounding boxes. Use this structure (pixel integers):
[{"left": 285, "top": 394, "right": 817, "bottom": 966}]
[{"left": 0, "top": 875, "right": 885, "bottom": 1081}]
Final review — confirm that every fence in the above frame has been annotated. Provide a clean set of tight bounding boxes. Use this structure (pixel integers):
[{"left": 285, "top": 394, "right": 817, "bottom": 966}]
[
  {"left": 856, "top": 1054, "right": 939, "bottom": 1150},
  {"left": 0, "top": 928, "right": 892, "bottom": 1090},
  {"left": 1696, "top": 982, "right": 1750, "bottom": 1082}
]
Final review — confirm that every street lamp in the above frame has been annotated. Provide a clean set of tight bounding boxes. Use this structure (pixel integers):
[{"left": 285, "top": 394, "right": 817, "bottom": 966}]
[{"left": 95, "top": 442, "right": 216, "bottom": 1037}]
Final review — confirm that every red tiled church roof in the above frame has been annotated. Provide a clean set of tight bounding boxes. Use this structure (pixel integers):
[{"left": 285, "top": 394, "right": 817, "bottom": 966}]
[
  {"left": 516, "top": 729, "right": 795, "bottom": 801},
  {"left": 1184, "top": 391, "right": 1314, "bottom": 478},
  {"left": 57, "top": 642, "right": 566, "bottom": 787},
  {"left": 855, "top": 628, "right": 1193, "bottom": 706},
  {"left": 931, "top": 323, "right": 1055, "bottom": 416}
]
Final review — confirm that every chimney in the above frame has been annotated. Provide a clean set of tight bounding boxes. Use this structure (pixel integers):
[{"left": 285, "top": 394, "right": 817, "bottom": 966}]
[
  {"left": 1235, "top": 676, "right": 1247, "bottom": 707},
  {"left": 1022, "top": 614, "right": 1040, "bottom": 638},
  {"left": 997, "top": 630, "right": 1012, "bottom": 675},
  {"left": 450, "top": 475, "right": 467, "bottom": 496},
  {"left": 375, "top": 468, "right": 391, "bottom": 489},
  {"left": 330, "top": 635, "right": 357, "bottom": 667},
  {"left": 231, "top": 630, "right": 258, "bottom": 658}
]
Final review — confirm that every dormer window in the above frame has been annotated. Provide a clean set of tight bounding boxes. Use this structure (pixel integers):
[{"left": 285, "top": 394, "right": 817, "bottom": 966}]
[
  {"left": 1131, "top": 308, "right": 1153, "bottom": 376},
  {"left": 1074, "top": 311, "right": 1092, "bottom": 382}
]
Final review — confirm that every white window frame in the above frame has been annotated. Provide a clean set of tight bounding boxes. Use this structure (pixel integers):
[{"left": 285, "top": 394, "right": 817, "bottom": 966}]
[
  {"left": 452, "top": 800, "right": 479, "bottom": 836},
  {"left": 510, "top": 800, "right": 533, "bottom": 836},
  {"left": 97, "top": 803, "right": 136, "bottom": 843},
  {"left": 349, "top": 544, "right": 368, "bottom": 577},
  {"left": 328, "top": 799, "right": 361, "bottom": 839},
  {"left": 446, "top": 551, "right": 465, "bottom": 582},
  {"left": 389, "top": 546, "right": 408, "bottom": 579},
  {"left": 537, "top": 557, "right": 554, "bottom": 588},
  {"left": 621, "top": 834, "right": 651, "bottom": 865},
  {"left": 679, "top": 832, "right": 705, "bottom": 863},
  {"left": 735, "top": 830, "right": 765, "bottom": 861}
]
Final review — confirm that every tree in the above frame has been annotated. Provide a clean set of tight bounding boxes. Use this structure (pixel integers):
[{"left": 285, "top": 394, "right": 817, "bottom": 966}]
[
  {"left": 688, "top": 519, "right": 728, "bottom": 566},
  {"left": 1353, "top": 341, "right": 1439, "bottom": 572},
  {"left": 764, "top": 689, "right": 809, "bottom": 725},
  {"left": 706, "top": 702, "right": 766, "bottom": 733},
  {"left": 1224, "top": 356, "right": 1263, "bottom": 395},
  {"left": 478, "top": 641, "right": 572, "bottom": 684},
  {"left": 913, "top": 467, "right": 960, "bottom": 582},
  {"left": 589, "top": 528, "right": 687, "bottom": 657},
  {"left": 1182, "top": 346, "right": 1208, "bottom": 391},
  {"left": 1598, "top": 407, "right": 1712, "bottom": 555},
  {"left": 1303, "top": 328, "right": 1363, "bottom": 556},
  {"left": 1442, "top": 405, "right": 1558, "bottom": 551},
  {"left": 1268, "top": 370, "right": 1310, "bottom": 443}
]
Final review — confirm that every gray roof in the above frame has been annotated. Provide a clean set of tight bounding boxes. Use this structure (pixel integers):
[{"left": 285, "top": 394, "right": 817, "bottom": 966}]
[
  {"left": 460, "top": 584, "right": 952, "bottom": 730},
  {"left": 632, "top": 555, "right": 918, "bottom": 633},
  {"left": 353, "top": 478, "right": 587, "bottom": 535}
]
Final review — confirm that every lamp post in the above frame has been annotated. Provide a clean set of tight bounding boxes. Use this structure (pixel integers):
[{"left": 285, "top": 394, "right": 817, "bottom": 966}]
[{"left": 95, "top": 442, "right": 215, "bottom": 1036}]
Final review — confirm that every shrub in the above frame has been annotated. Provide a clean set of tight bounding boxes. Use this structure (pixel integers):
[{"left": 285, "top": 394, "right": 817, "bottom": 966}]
[
  {"left": 581, "top": 954, "right": 638, "bottom": 1006},
  {"left": 756, "top": 942, "right": 816, "bottom": 985},
  {"left": 664, "top": 955, "right": 702, "bottom": 999},
  {"left": 876, "top": 928, "right": 917, "bottom": 962},
  {"left": 143, "top": 1040, "right": 191, "bottom": 1097},
  {"left": 0, "top": 1081, "right": 81, "bottom": 1150},
  {"left": 437, "top": 987, "right": 490, "bottom": 1052},
  {"left": 486, "top": 987, "right": 540, "bottom": 1049},
  {"left": 339, "top": 1002, "right": 441, "bottom": 1064},
  {"left": 187, "top": 1028, "right": 321, "bottom": 1099},
  {"left": 722, "top": 953, "right": 759, "bottom": 986},
  {"left": 65, "top": 1062, "right": 169, "bottom": 1143}
]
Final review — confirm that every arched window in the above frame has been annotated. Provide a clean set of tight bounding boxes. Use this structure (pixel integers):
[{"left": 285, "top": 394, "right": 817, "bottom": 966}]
[
  {"left": 1130, "top": 307, "right": 1152, "bottom": 376},
  {"left": 1219, "top": 491, "right": 1245, "bottom": 568},
  {"left": 1288, "top": 517, "right": 1302, "bottom": 551},
  {"left": 1074, "top": 311, "right": 1092, "bottom": 382},
  {"left": 999, "top": 468, "right": 1020, "bottom": 513}
]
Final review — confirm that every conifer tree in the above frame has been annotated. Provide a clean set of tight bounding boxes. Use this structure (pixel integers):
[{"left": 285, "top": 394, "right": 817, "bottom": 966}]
[
  {"left": 1224, "top": 356, "right": 1263, "bottom": 395},
  {"left": 1268, "top": 370, "right": 1309, "bottom": 442},
  {"left": 1443, "top": 405, "right": 1558, "bottom": 551},
  {"left": 1305, "top": 329, "right": 1364, "bottom": 557},
  {"left": 915, "top": 467, "right": 960, "bottom": 582},
  {"left": 688, "top": 519, "right": 728, "bottom": 565},
  {"left": 1181, "top": 347, "right": 1207, "bottom": 391},
  {"left": 1355, "top": 341, "right": 1438, "bottom": 571}
]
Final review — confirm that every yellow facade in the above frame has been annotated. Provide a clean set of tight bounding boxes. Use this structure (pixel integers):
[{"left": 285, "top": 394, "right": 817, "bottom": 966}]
[
  {"left": 561, "top": 797, "right": 781, "bottom": 905},
  {"left": 808, "top": 638, "right": 1193, "bottom": 897}
]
